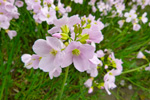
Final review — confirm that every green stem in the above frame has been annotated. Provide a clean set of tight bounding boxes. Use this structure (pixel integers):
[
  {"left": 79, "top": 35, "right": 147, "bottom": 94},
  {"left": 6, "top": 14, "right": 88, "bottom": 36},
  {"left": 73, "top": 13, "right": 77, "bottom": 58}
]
[
  {"left": 58, "top": 66, "right": 69, "bottom": 100},
  {"left": 121, "top": 64, "right": 149, "bottom": 75},
  {"left": 0, "top": 76, "right": 6, "bottom": 100}
]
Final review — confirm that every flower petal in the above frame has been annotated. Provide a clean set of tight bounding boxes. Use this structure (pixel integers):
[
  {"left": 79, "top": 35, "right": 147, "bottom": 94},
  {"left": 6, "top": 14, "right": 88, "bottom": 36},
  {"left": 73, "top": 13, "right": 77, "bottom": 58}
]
[
  {"left": 39, "top": 55, "right": 55, "bottom": 72},
  {"left": 32, "top": 39, "right": 52, "bottom": 56}
]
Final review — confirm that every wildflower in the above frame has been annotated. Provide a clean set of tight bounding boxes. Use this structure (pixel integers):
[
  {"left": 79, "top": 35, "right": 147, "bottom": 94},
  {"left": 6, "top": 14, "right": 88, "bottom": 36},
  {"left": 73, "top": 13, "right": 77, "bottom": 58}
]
[
  {"left": 104, "top": 71, "right": 116, "bottom": 95},
  {"left": 140, "top": 12, "right": 148, "bottom": 24},
  {"left": 124, "top": 10, "right": 137, "bottom": 22},
  {"left": 137, "top": 51, "right": 145, "bottom": 59},
  {"left": 118, "top": 20, "right": 125, "bottom": 28},
  {"left": 84, "top": 78, "right": 93, "bottom": 88},
  {"left": 133, "top": 23, "right": 141, "bottom": 31},
  {"left": 6, "top": 30, "right": 17, "bottom": 39},
  {"left": 21, "top": 54, "right": 40, "bottom": 69},
  {"left": 61, "top": 41, "right": 95, "bottom": 72},
  {"left": 32, "top": 37, "right": 64, "bottom": 79},
  {"left": 88, "top": 87, "right": 93, "bottom": 94},
  {"left": 15, "top": 1, "right": 24, "bottom": 7}
]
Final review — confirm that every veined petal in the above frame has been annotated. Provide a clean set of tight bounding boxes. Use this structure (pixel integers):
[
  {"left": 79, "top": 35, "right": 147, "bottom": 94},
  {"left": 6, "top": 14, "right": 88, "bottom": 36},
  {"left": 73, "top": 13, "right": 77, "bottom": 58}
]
[
  {"left": 46, "top": 37, "right": 63, "bottom": 51},
  {"left": 79, "top": 44, "right": 95, "bottom": 59},
  {"left": 68, "top": 15, "right": 81, "bottom": 26},
  {"left": 21, "top": 54, "right": 32, "bottom": 63},
  {"left": 39, "top": 55, "right": 55, "bottom": 72},
  {"left": 61, "top": 52, "right": 73, "bottom": 68},
  {"left": 73, "top": 56, "right": 89, "bottom": 72},
  {"left": 32, "top": 39, "right": 52, "bottom": 56},
  {"left": 48, "top": 26, "right": 60, "bottom": 34}
]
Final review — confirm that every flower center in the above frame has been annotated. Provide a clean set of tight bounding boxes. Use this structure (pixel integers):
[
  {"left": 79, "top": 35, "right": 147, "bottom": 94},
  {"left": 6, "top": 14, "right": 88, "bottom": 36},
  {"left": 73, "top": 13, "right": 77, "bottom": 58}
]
[
  {"left": 50, "top": 49, "right": 58, "bottom": 56},
  {"left": 47, "top": 14, "right": 50, "bottom": 18},
  {"left": 72, "top": 49, "right": 80, "bottom": 56}
]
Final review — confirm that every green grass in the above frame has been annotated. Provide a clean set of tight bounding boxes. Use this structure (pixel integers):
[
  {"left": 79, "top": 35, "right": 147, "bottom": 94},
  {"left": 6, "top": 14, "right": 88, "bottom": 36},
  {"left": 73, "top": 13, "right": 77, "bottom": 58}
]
[{"left": 0, "top": 0, "right": 150, "bottom": 100}]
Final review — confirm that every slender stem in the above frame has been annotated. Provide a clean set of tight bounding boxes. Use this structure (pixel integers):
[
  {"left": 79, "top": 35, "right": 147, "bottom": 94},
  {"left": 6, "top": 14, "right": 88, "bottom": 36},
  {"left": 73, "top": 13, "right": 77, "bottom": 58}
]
[
  {"left": 0, "top": 76, "right": 6, "bottom": 100},
  {"left": 58, "top": 66, "right": 69, "bottom": 100},
  {"left": 121, "top": 64, "right": 149, "bottom": 75}
]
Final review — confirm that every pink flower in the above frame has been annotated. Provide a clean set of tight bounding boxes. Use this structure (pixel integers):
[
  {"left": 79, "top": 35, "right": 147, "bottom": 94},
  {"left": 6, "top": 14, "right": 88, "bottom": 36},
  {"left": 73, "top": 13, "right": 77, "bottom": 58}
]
[
  {"left": 118, "top": 20, "right": 125, "bottom": 28},
  {"left": 15, "top": 1, "right": 24, "bottom": 7},
  {"left": 104, "top": 71, "right": 117, "bottom": 95},
  {"left": 39, "top": 7, "right": 56, "bottom": 24},
  {"left": 133, "top": 23, "right": 141, "bottom": 31},
  {"left": 124, "top": 10, "right": 137, "bottom": 22},
  {"left": 84, "top": 78, "right": 93, "bottom": 88},
  {"left": 141, "top": 12, "right": 148, "bottom": 24},
  {"left": 87, "top": 55, "right": 102, "bottom": 77},
  {"left": 105, "top": 65, "right": 108, "bottom": 69},
  {"left": 65, "top": 6, "right": 72, "bottom": 13},
  {"left": 82, "top": 24, "right": 104, "bottom": 43},
  {"left": 109, "top": 52, "right": 123, "bottom": 76},
  {"left": 21, "top": 54, "right": 40, "bottom": 69},
  {"left": 6, "top": 30, "right": 17, "bottom": 39},
  {"left": 48, "top": 15, "right": 80, "bottom": 34},
  {"left": 0, "top": 15, "right": 10, "bottom": 29},
  {"left": 32, "top": 37, "right": 64, "bottom": 78},
  {"left": 88, "top": 87, "right": 93, "bottom": 94},
  {"left": 61, "top": 41, "right": 95, "bottom": 72},
  {"left": 137, "top": 51, "right": 145, "bottom": 59},
  {"left": 96, "top": 50, "right": 105, "bottom": 58}
]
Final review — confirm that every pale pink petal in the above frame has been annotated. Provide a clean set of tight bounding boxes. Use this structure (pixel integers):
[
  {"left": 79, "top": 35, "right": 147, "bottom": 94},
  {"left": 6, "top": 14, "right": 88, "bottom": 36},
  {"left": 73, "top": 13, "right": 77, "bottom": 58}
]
[
  {"left": 61, "top": 52, "right": 73, "bottom": 68},
  {"left": 73, "top": 56, "right": 89, "bottom": 72},
  {"left": 15, "top": 1, "right": 24, "bottom": 7},
  {"left": 79, "top": 44, "right": 95, "bottom": 59},
  {"left": 46, "top": 37, "right": 63, "bottom": 51},
  {"left": 68, "top": 15, "right": 81, "bottom": 26},
  {"left": 48, "top": 27, "right": 60, "bottom": 34},
  {"left": 39, "top": 55, "right": 55, "bottom": 72},
  {"left": 21, "top": 54, "right": 31, "bottom": 63},
  {"left": 32, "top": 39, "right": 52, "bottom": 56}
]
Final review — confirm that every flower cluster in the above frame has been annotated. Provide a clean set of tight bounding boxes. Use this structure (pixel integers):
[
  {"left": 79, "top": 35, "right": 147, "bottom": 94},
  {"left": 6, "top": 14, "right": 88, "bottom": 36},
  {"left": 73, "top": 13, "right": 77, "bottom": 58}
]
[
  {"left": 84, "top": 50, "right": 123, "bottom": 95},
  {"left": 86, "top": 0, "right": 150, "bottom": 31},
  {"left": 118, "top": 10, "right": 148, "bottom": 31},
  {"left": 25, "top": 0, "right": 71, "bottom": 24},
  {"left": 21, "top": 14, "right": 123, "bottom": 95},
  {"left": 0, "top": 0, "right": 23, "bottom": 39}
]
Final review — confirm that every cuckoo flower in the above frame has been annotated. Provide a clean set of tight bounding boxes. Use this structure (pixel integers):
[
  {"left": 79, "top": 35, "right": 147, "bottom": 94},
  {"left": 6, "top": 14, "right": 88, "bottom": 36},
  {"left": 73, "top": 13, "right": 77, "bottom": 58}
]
[
  {"left": 104, "top": 71, "right": 117, "bottom": 95},
  {"left": 124, "top": 10, "right": 137, "bottom": 22},
  {"left": 15, "top": 0, "right": 24, "bottom": 7},
  {"left": 87, "top": 54, "right": 102, "bottom": 77},
  {"left": 82, "top": 24, "right": 104, "bottom": 43},
  {"left": 137, "top": 51, "right": 145, "bottom": 59},
  {"left": 84, "top": 78, "right": 93, "bottom": 88},
  {"left": 32, "top": 37, "right": 64, "bottom": 78},
  {"left": 21, "top": 54, "right": 40, "bottom": 69},
  {"left": 141, "top": 12, "right": 148, "bottom": 24},
  {"left": 48, "top": 15, "right": 80, "bottom": 34},
  {"left": 6, "top": 30, "right": 17, "bottom": 39},
  {"left": 39, "top": 7, "right": 56, "bottom": 24},
  {"left": 61, "top": 41, "right": 95, "bottom": 72},
  {"left": 0, "top": 15, "right": 10, "bottom": 29},
  {"left": 109, "top": 52, "right": 123, "bottom": 76}
]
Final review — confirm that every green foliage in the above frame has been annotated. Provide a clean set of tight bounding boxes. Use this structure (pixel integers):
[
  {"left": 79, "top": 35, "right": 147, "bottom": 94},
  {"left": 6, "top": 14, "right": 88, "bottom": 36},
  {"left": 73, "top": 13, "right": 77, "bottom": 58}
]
[{"left": 0, "top": 0, "right": 150, "bottom": 100}]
